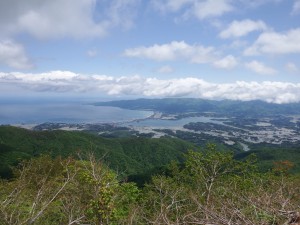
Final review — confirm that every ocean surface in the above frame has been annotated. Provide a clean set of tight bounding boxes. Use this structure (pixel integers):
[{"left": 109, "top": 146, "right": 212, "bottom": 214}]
[{"left": 0, "top": 102, "right": 152, "bottom": 125}]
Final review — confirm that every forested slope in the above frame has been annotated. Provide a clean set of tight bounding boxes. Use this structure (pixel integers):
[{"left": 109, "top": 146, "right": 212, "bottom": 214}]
[{"left": 0, "top": 126, "right": 194, "bottom": 178}]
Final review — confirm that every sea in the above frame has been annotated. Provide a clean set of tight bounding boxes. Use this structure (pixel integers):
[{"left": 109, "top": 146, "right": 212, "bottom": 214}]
[
  {"left": 0, "top": 98, "right": 226, "bottom": 129},
  {"left": 0, "top": 100, "right": 152, "bottom": 125}
]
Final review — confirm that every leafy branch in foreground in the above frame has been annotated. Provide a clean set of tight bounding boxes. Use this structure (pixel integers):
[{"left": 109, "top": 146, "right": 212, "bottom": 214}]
[
  {"left": 137, "top": 144, "right": 300, "bottom": 224},
  {"left": 0, "top": 154, "right": 139, "bottom": 225}
]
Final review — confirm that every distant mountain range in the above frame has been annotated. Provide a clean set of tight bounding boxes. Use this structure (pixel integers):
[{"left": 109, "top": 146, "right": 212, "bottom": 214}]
[{"left": 94, "top": 98, "right": 300, "bottom": 116}]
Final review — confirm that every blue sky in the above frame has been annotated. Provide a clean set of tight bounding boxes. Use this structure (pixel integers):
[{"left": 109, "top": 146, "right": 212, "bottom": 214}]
[{"left": 0, "top": 0, "right": 300, "bottom": 103}]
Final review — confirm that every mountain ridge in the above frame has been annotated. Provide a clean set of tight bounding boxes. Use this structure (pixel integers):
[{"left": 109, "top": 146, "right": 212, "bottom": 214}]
[{"left": 94, "top": 98, "right": 300, "bottom": 115}]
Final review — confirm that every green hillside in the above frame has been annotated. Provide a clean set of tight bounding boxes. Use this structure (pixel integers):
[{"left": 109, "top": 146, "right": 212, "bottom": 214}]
[
  {"left": 1, "top": 125, "right": 300, "bottom": 180},
  {"left": 0, "top": 126, "right": 194, "bottom": 178},
  {"left": 235, "top": 146, "right": 300, "bottom": 173}
]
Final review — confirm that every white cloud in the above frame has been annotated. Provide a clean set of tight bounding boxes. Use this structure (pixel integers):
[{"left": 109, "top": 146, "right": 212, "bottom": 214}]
[
  {"left": 151, "top": 0, "right": 192, "bottom": 12},
  {"left": 152, "top": 0, "right": 233, "bottom": 20},
  {"left": 1, "top": 71, "right": 300, "bottom": 103},
  {"left": 291, "top": 0, "right": 300, "bottom": 15},
  {"left": 87, "top": 49, "right": 98, "bottom": 57},
  {"left": 220, "top": 19, "right": 268, "bottom": 39},
  {"left": 213, "top": 55, "right": 238, "bottom": 69},
  {"left": 286, "top": 62, "right": 299, "bottom": 73},
  {"left": 0, "top": 40, "right": 33, "bottom": 69},
  {"left": 245, "top": 60, "right": 277, "bottom": 75},
  {"left": 244, "top": 28, "right": 300, "bottom": 55},
  {"left": 151, "top": 1, "right": 284, "bottom": 22},
  {"left": 191, "top": 0, "right": 233, "bottom": 20},
  {"left": 0, "top": 0, "right": 139, "bottom": 39},
  {"left": 124, "top": 42, "right": 240, "bottom": 69},
  {"left": 157, "top": 65, "right": 174, "bottom": 73},
  {"left": 238, "top": 0, "right": 283, "bottom": 8},
  {"left": 123, "top": 41, "right": 218, "bottom": 63},
  {"left": 104, "top": 0, "right": 139, "bottom": 30}
]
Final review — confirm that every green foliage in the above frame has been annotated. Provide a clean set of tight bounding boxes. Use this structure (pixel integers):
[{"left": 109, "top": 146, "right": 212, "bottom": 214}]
[
  {"left": 1, "top": 145, "right": 300, "bottom": 224},
  {"left": 184, "top": 144, "right": 247, "bottom": 203}
]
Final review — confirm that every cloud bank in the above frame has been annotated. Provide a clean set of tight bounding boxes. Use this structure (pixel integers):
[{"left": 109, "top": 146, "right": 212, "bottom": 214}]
[{"left": 1, "top": 71, "right": 300, "bottom": 104}]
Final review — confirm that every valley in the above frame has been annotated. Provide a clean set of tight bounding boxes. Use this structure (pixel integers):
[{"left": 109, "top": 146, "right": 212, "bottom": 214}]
[{"left": 2, "top": 98, "right": 300, "bottom": 176}]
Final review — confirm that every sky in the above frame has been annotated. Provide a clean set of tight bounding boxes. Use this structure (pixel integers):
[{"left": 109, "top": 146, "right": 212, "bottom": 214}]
[{"left": 0, "top": 0, "right": 300, "bottom": 103}]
